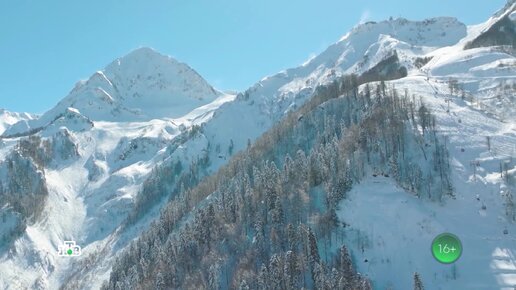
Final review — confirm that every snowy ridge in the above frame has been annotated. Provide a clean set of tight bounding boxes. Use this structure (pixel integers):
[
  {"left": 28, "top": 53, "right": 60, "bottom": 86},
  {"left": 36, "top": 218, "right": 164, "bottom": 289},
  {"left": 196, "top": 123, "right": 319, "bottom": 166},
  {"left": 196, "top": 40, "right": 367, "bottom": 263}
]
[
  {"left": 248, "top": 16, "right": 466, "bottom": 102},
  {"left": 183, "top": 16, "right": 470, "bottom": 175}
]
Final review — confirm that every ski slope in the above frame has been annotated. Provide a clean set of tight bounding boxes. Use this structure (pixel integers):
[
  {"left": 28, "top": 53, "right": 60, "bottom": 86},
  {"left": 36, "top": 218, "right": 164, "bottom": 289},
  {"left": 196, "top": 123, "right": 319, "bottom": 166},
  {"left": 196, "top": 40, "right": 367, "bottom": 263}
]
[
  {"left": 0, "top": 90, "right": 235, "bottom": 289},
  {"left": 339, "top": 174, "right": 516, "bottom": 289}
]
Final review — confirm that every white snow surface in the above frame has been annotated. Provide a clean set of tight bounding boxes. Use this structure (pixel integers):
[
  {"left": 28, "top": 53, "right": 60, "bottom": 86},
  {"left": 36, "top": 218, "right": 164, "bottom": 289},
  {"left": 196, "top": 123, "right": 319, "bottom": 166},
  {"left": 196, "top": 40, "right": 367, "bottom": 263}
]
[{"left": 338, "top": 175, "right": 516, "bottom": 290}]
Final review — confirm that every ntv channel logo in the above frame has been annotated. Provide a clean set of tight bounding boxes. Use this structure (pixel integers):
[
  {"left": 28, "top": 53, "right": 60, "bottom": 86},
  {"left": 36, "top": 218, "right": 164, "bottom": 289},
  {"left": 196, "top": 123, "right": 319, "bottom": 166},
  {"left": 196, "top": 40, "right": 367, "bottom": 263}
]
[{"left": 57, "top": 241, "right": 82, "bottom": 257}]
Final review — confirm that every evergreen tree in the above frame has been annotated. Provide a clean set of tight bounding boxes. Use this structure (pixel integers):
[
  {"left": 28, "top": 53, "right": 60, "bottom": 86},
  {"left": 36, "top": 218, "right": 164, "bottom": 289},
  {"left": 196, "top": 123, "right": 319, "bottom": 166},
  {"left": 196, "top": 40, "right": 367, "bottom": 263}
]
[
  {"left": 239, "top": 279, "right": 250, "bottom": 290},
  {"left": 269, "top": 254, "right": 284, "bottom": 290},
  {"left": 284, "top": 251, "right": 299, "bottom": 290},
  {"left": 414, "top": 272, "right": 424, "bottom": 290},
  {"left": 313, "top": 262, "right": 326, "bottom": 290},
  {"left": 339, "top": 245, "right": 355, "bottom": 286},
  {"left": 359, "top": 278, "right": 373, "bottom": 290},
  {"left": 155, "top": 271, "right": 165, "bottom": 290},
  {"left": 257, "top": 264, "right": 269, "bottom": 290},
  {"left": 307, "top": 228, "right": 320, "bottom": 266},
  {"left": 287, "top": 224, "right": 298, "bottom": 251},
  {"left": 228, "top": 139, "right": 234, "bottom": 156},
  {"left": 208, "top": 263, "right": 221, "bottom": 290}
]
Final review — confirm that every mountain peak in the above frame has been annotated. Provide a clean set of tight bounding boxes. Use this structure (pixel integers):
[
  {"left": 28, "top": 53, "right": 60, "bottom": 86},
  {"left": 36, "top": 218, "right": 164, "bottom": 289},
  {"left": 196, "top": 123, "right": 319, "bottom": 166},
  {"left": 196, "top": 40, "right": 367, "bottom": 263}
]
[
  {"left": 342, "top": 16, "right": 465, "bottom": 47},
  {"left": 102, "top": 47, "right": 183, "bottom": 84},
  {"left": 3, "top": 48, "right": 221, "bottom": 136},
  {"left": 123, "top": 46, "right": 162, "bottom": 57},
  {"left": 43, "top": 48, "right": 219, "bottom": 124},
  {"left": 106, "top": 47, "right": 179, "bottom": 73}
]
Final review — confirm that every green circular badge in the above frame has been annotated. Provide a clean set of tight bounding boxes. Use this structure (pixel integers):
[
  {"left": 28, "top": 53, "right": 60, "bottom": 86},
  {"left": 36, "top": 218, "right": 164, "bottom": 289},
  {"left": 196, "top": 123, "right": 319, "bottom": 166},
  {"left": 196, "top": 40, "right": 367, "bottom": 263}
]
[{"left": 432, "top": 233, "right": 462, "bottom": 264}]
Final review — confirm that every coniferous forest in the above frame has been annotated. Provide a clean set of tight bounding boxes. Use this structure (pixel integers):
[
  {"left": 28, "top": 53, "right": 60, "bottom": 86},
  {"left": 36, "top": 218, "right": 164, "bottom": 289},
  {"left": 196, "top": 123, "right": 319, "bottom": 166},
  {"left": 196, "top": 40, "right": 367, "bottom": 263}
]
[{"left": 99, "top": 73, "right": 451, "bottom": 290}]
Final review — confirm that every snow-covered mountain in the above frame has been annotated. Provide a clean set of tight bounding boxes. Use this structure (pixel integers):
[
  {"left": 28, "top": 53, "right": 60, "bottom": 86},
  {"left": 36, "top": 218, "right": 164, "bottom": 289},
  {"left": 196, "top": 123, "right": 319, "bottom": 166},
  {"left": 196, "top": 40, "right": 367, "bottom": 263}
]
[
  {"left": 0, "top": 109, "right": 36, "bottom": 135},
  {"left": 173, "top": 16, "right": 472, "bottom": 175},
  {"left": 3, "top": 47, "right": 220, "bottom": 137},
  {"left": 0, "top": 1, "right": 515, "bottom": 289},
  {"left": 0, "top": 48, "right": 235, "bottom": 289}
]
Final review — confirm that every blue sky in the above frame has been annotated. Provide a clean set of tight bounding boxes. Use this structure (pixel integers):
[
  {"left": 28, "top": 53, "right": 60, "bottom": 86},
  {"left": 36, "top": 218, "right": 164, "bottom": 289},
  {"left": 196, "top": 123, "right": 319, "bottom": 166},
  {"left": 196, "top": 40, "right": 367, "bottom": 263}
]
[{"left": 0, "top": 0, "right": 507, "bottom": 113}]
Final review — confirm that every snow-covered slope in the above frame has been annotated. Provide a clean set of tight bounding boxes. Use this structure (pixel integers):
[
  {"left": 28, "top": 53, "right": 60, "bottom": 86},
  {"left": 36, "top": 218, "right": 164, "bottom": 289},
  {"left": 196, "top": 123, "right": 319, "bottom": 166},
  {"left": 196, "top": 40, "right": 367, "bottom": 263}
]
[
  {"left": 0, "top": 48, "right": 235, "bottom": 289},
  {"left": 0, "top": 92, "right": 236, "bottom": 288},
  {"left": 0, "top": 2, "right": 515, "bottom": 289},
  {"left": 336, "top": 69, "right": 515, "bottom": 288},
  {"left": 336, "top": 3, "right": 516, "bottom": 289},
  {"left": 339, "top": 173, "right": 516, "bottom": 289}
]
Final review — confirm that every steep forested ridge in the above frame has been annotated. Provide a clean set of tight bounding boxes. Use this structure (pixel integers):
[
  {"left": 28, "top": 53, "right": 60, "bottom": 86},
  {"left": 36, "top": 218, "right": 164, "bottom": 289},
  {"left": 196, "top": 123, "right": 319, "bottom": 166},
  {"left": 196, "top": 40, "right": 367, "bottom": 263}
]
[{"left": 100, "top": 74, "right": 450, "bottom": 290}]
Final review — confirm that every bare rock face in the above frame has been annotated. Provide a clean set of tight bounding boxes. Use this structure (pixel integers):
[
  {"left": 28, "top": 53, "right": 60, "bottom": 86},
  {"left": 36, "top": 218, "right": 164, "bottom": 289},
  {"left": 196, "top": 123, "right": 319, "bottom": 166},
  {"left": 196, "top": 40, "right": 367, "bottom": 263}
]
[
  {"left": 0, "top": 138, "right": 50, "bottom": 244},
  {"left": 465, "top": 3, "right": 516, "bottom": 49}
]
